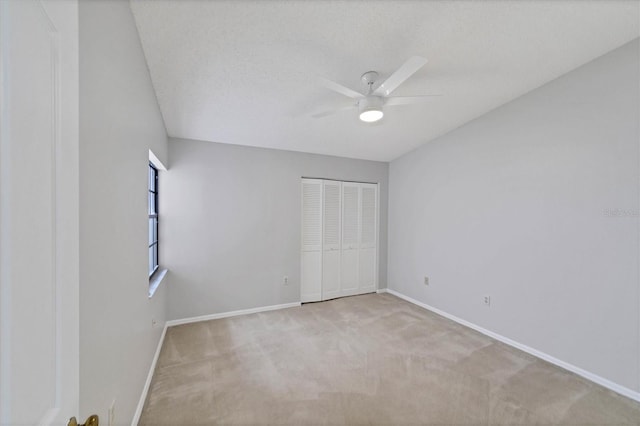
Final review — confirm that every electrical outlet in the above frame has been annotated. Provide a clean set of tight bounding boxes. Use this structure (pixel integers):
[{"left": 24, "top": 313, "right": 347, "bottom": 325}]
[
  {"left": 283, "top": 276, "right": 289, "bottom": 286},
  {"left": 424, "top": 276, "right": 429, "bottom": 286},
  {"left": 108, "top": 399, "right": 116, "bottom": 426},
  {"left": 483, "top": 295, "right": 491, "bottom": 306},
  {"left": 151, "top": 318, "right": 158, "bottom": 328}
]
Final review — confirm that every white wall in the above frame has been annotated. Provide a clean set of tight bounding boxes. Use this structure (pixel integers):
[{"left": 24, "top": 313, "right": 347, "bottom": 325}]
[
  {"left": 388, "top": 38, "right": 640, "bottom": 393},
  {"left": 162, "top": 139, "right": 388, "bottom": 320},
  {"left": 79, "top": 0, "right": 169, "bottom": 423}
]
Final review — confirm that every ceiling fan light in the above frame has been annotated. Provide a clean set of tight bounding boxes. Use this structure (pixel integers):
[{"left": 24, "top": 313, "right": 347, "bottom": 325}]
[
  {"left": 359, "top": 109, "right": 384, "bottom": 123},
  {"left": 358, "top": 96, "right": 384, "bottom": 123}
]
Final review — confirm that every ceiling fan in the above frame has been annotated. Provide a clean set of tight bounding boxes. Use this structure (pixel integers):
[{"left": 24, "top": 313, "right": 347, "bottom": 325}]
[{"left": 314, "top": 56, "right": 440, "bottom": 123}]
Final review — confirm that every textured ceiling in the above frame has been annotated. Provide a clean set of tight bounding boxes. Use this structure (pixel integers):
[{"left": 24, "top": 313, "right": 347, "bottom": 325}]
[{"left": 130, "top": 0, "right": 639, "bottom": 162}]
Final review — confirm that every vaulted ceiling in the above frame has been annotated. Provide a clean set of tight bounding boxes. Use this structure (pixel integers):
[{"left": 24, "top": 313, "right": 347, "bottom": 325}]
[{"left": 130, "top": 1, "right": 639, "bottom": 161}]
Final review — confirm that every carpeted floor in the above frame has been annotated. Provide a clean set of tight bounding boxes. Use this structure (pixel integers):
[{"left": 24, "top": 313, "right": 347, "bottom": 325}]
[{"left": 139, "top": 293, "right": 640, "bottom": 425}]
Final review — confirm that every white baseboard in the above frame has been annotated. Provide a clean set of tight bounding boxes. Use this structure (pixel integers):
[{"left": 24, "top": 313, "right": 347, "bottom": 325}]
[
  {"left": 131, "top": 323, "right": 168, "bottom": 426},
  {"left": 165, "top": 301, "right": 302, "bottom": 327},
  {"left": 376, "top": 288, "right": 388, "bottom": 294},
  {"left": 385, "top": 288, "right": 640, "bottom": 403}
]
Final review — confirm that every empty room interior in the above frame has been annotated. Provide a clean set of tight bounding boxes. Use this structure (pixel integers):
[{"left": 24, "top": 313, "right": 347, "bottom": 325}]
[{"left": 2, "top": 0, "right": 640, "bottom": 425}]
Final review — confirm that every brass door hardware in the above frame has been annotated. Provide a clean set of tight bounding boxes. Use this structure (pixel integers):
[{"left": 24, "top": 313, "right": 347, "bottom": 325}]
[{"left": 68, "top": 414, "right": 99, "bottom": 426}]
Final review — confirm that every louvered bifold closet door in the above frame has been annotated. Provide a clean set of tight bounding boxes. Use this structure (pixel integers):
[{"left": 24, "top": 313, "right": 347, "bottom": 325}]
[
  {"left": 301, "top": 179, "right": 323, "bottom": 302},
  {"left": 340, "top": 182, "right": 361, "bottom": 297},
  {"left": 322, "top": 181, "right": 342, "bottom": 300},
  {"left": 359, "top": 184, "right": 378, "bottom": 293}
]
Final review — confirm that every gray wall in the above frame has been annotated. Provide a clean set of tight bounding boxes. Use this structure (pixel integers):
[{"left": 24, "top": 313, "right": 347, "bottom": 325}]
[
  {"left": 163, "top": 139, "right": 388, "bottom": 320},
  {"left": 79, "top": 0, "right": 169, "bottom": 422},
  {"left": 388, "top": 39, "right": 640, "bottom": 392}
]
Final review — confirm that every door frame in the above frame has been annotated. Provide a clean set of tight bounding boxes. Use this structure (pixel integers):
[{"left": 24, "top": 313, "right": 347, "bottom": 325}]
[{"left": 300, "top": 177, "right": 379, "bottom": 302}]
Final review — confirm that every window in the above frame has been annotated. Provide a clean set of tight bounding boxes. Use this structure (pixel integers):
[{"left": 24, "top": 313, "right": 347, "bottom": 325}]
[{"left": 148, "top": 163, "right": 159, "bottom": 277}]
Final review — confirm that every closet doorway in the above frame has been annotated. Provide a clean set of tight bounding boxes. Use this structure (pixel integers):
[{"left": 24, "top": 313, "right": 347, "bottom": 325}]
[{"left": 301, "top": 178, "right": 378, "bottom": 302}]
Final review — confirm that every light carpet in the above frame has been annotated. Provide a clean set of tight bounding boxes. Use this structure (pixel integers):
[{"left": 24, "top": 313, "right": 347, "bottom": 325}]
[{"left": 139, "top": 293, "right": 640, "bottom": 425}]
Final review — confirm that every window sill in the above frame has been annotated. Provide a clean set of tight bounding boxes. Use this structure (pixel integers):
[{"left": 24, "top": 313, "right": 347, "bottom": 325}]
[{"left": 149, "top": 268, "right": 168, "bottom": 299}]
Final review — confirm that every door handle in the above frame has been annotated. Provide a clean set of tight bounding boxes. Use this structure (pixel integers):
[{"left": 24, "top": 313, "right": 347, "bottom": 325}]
[{"left": 68, "top": 415, "right": 99, "bottom": 426}]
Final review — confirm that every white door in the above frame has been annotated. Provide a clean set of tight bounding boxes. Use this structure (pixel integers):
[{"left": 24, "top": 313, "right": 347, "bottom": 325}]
[
  {"left": 340, "top": 183, "right": 360, "bottom": 297},
  {"left": 358, "top": 184, "right": 378, "bottom": 293},
  {"left": 300, "top": 179, "right": 323, "bottom": 302},
  {"left": 0, "top": 1, "right": 80, "bottom": 425},
  {"left": 321, "top": 180, "right": 341, "bottom": 301}
]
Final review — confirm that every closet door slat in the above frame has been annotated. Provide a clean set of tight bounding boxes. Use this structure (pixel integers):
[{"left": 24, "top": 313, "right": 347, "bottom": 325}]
[
  {"left": 341, "top": 183, "right": 360, "bottom": 295},
  {"left": 302, "top": 180, "right": 323, "bottom": 251},
  {"left": 322, "top": 180, "right": 341, "bottom": 300},
  {"left": 301, "top": 179, "right": 323, "bottom": 302}
]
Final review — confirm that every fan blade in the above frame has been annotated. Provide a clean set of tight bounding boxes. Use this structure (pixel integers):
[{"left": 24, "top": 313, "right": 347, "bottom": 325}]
[
  {"left": 320, "top": 78, "right": 364, "bottom": 99},
  {"left": 312, "top": 105, "right": 354, "bottom": 118},
  {"left": 385, "top": 95, "right": 441, "bottom": 106},
  {"left": 373, "top": 56, "right": 428, "bottom": 96}
]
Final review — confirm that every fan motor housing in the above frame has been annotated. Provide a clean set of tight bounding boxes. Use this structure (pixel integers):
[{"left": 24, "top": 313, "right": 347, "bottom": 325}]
[
  {"left": 358, "top": 96, "right": 384, "bottom": 122},
  {"left": 358, "top": 96, "right": 384, "bottom": 113}
]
